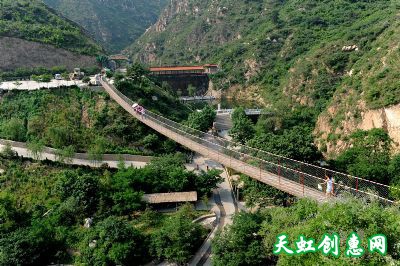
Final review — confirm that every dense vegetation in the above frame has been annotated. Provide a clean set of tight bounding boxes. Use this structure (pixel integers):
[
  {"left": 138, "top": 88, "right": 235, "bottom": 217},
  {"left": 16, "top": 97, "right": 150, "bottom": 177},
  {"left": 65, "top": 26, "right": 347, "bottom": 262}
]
[
  {"left": 334, "top": 129, "right": 400, "bottom": 186},
  {"left": 0, "top": 63, "right": 210, "bottom": 157},
  {"left": 213, "top": 198, "right": 400, "bottom": 265},
  {"left": 0, "top": 87, "right": 175, "bottom": 156},
  {"left": 229, "top": 107, "right": 255, "bottom": 144},
  {"left": 130, "top": 0, "right": 400, "bottom": 155},
  {"left": 0, "top": 64, "right": 226, "bottom": 264},
  {"left": 130, "top": 0, "right": 399, "bottom": 107},
  {"left": 0, "top": 153, "right": 220, "bottom": 264},
  {"left": 0, "top": 0, "right": 102, "bottom": 55},
  {"left": 237, "top": 174, "right": 293, "bottom": 208},
  {"left": 185, "top": 105, "right": 216, "bottom": 132},
  {"left": 228, "top": 104, "right": 400, "bottom": 190},
  {"left": 228, "top": 105, "right": 322, "bottom": 163},
  {"left": 116, "top": 64, "right": 192, "bottom": 122},
  {"left": 43, "top": 0, "right": 167, "bottom": 52}
]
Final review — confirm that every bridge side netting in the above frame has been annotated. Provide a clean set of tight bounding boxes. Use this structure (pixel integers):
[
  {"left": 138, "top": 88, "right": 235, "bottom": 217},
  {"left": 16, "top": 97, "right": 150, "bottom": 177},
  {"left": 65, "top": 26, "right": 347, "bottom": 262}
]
[{"left": 102, "top": 78, "right": 395, "bottom": 204}]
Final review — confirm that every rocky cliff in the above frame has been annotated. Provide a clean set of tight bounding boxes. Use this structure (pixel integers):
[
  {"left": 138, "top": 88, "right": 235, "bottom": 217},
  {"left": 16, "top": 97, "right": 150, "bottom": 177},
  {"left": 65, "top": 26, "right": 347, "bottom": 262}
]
[
  {"left": 128, "top": 0, "right": 400, "bottom": 157},
  {"left": 314, "top": 19, "right": 400, "bottom": 157}
]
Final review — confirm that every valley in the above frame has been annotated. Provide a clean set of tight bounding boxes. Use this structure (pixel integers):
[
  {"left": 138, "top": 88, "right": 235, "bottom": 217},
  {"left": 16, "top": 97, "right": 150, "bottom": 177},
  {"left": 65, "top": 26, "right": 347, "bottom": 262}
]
[{"left": 1, "top": 0, "right": 400, "bottom": 265}]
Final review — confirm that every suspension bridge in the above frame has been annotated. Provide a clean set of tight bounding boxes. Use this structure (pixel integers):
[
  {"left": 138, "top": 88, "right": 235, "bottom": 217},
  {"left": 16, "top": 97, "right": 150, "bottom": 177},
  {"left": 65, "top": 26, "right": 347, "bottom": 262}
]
[
  {"left": 100, "top": 78, "right": 395, "bottom": 204},
  {"left": 216, "top": 108, "right": 266, "bottom": 115}
]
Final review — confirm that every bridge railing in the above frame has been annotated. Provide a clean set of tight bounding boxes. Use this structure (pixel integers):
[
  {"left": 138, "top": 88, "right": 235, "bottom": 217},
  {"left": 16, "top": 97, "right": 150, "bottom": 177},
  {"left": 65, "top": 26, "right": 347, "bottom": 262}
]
[
  {"left": 216, "top": 109, "right": 265, "bottom": 115},
  {"left": 141, "top": 107, "right": 394, "bottom": 203},
  {"left": 102, "top": 78, "right": 395, "bottom": 204}
]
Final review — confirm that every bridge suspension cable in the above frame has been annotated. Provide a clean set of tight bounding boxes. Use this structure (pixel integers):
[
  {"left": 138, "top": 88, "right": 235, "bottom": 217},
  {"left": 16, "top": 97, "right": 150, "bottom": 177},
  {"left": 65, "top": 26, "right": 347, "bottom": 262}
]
[{"left": 101, "top": 78, "right": 396, "bottom": 204}]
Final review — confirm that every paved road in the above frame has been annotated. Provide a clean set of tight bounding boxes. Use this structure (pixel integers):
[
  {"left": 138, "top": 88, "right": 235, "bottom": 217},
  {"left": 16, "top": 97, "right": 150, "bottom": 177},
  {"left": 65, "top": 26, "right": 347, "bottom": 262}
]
[
  {"left": 0, "top": 79, "right": 85, "bottom": 90},
  {"left": 0, "top": 140, "right": 151, "bottom": 169},
  {"left": 188, "top": 156, "right": 237, "bottom": 266}
]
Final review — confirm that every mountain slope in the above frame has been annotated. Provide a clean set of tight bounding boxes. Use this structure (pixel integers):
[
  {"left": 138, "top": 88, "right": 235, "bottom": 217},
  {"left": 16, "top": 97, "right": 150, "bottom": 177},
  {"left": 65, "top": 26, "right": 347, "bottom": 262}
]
[
  {"left": 127, "top": 0, "right": 400, "bottom": 156},
  {"left": 0, "top": 0, "right": 103, "bottom": 71},
  {"left": 43, "top": 0, "right": 168, "bottom": 52}
]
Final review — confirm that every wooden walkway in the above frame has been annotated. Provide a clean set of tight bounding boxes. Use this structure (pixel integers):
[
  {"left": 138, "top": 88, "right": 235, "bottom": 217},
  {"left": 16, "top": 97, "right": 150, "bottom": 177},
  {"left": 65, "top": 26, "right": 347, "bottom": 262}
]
[{"left": 101, "top": 80, "right": 327, "bottom": 202}]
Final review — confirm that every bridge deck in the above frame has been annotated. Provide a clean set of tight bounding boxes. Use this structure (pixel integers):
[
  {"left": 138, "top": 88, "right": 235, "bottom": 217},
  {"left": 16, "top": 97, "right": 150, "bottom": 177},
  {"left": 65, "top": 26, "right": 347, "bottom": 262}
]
[{"left": 101, "top": 80, "right": 327, "bottom": 202}]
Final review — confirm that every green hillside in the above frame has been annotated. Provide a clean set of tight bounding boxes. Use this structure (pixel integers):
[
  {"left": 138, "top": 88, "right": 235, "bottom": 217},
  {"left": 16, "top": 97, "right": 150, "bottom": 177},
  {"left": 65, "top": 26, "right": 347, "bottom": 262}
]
[
  {"left": 0, "top": 83, "right": 190, "bottom": 157},
  {"left": 0, "top": 0, "right": 102, "bottom": 55},
  {"left": 43, "top": 0, "right": 168, "bottom": 52},
  {"left": 128, "top": 0, "right": 400, "bottom": 156}
]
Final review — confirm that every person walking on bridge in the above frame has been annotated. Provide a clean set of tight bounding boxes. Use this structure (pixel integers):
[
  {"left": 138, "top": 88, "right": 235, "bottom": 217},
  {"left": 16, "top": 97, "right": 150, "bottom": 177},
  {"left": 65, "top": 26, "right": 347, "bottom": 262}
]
[{"left": 321, "top": 175, "right": 334, "bottom": 197}]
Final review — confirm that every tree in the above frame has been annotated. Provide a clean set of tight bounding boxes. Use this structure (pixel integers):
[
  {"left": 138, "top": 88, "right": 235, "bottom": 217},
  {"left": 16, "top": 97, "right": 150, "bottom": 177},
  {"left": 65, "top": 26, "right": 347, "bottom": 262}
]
[
  {"left": 46, "top": 126, "right": 71, "bottom": 149},
  {"left": 194, "top": 169, "right": 223, "bottom": 196},
  {"left": 141, "top": 134, "right": 160, "bottom": 151},
  {"left": 96, "top": 55, "right": 109, "bottom": 68},
  {"left": 114, "top": 72, "right": 125, "bottom": 83},
  {"left": 50, "top": 197, "right": 82, "bottom": 226},
  {"left": 151, "top": 206, "right": 206, "bottom": 264},
  {"left": 0, "top": 193, "right": 19, "bottom": 233},
  {"left": 78, "top": 217, "right": 149, "bottom": 265},
  {"left": 106, "top": 70, "right": 114, "bottom": 78},
  {"left": 27, "top": 115, "right": 45, "bottom": 139},
  {"left": 143, "top": 153, "right": 192, "bottom": 192},
  {"left": 260, "top": 199, "right": 400, "bottom": 265},
  {"left": 248, "top": 126, "right": 322, "bottom": 163},
  {"left": 0, "top": 223, "right": 62, "bottom": 265},
  {"left": 0, "top": 142, "right": 16, "bottom": 158},
  {"left": 187, "top": 84, "right": 196, "bottom": 97},
  {"left": 31, "top": 74, "right": 52, "bottom": 82},
  {"left": 335, "top": 129, "right": 392, "bottom": 184},
  {"left": 55, "top": 145, "right": 75, "bottom": 164},
  {"left": 240, "top": 175, "right": 291, "bottom": 208},
  {"left": 212, "top": 212, "right": 267, "bottom": 266},
  {"left": 56, "top": 171, "right": 100, "bottom": 216},
  {"left": 13, "top": 81, "right": 22, "bottom": 89},
  {"left": 82, "top": 76, "right": 91, "bottom": 84},
  {"left": 111, "top": 189, "right": 143, "bottom": 215},
  {"left": 389, "top": 154, "right": 400, "bottom": 184},
  {"left": 229, "top": 107, "right": 255, "bottom": 144},
  {"left": 162, "top": 139, "right": 178, "bottom": 154},
  {"left": 27, "top": 139, "right": 45, "bottom": 160},
  {"left": 89, "top": 136, "right": 108, "bottom": 162},
  {"left": 390, "top": 185, "right": 400, "bottom": 202},
  {"left": 126, "top": 63, "right": 150, "bottom": 85},
  {"left": 185, "top": 105, "right": 216, "bottom": 132},
  {"left": 1, "top": 118, "right": 26, "bottom": 141},
  {"left": 389, "top": 155, "right": 400, "bottom": 201}
]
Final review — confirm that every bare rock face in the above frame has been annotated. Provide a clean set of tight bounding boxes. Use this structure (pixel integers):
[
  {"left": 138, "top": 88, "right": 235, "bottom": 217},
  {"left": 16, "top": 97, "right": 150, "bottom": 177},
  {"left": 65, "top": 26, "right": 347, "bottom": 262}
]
[
  {"left": 359, "top": 104, "right": 400, "bottom": 146},
  {"left": 155, "top": 0, "right": 190, "bottom": 32},
  {"left": 342, "top": 45, "right": 359, "bottom": 52},
  {"left": 138, "top": 43, "right": 158, "bottom": 64},
  {"left": 315, "top": 101, "right": 400, "bottom": 157},
  {"left": 0, "top": 37, "right": 96, "bottom": 71},
  {"left": 244, "top": 59, "right": 261, "bottom": 81}
]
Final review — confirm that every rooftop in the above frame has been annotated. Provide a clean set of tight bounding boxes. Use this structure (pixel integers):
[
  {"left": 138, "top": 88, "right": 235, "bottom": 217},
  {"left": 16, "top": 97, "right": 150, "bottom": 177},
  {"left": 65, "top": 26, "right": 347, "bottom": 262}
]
[
  {"left": 150, "top": 66, "right": 205, "bottom": 72},
  {"left": 142, "top": 191, "right": 198, "bottom": 204},
  {"left": 149, "top": 64, "right": 219, "bottom": 72}
]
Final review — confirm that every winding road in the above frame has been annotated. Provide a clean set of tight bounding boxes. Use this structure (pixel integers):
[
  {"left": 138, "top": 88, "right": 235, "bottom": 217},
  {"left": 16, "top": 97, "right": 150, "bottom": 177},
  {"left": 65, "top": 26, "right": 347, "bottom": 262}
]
[
  {"left": 0, "top": 139, "right": 151, "bottom": 168},
  {"left": 187, "top": 156, "right": 237, "bottom": 266}
]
